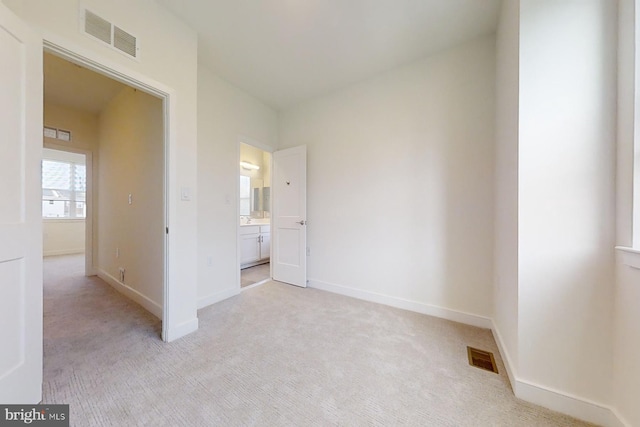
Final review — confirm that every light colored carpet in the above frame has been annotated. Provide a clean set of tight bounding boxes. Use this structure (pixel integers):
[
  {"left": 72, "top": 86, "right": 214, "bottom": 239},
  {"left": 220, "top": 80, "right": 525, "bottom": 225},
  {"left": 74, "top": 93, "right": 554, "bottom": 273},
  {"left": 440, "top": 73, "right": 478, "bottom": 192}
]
[{"left": 42, "top": 255, "right": 595, "bottom": 426}]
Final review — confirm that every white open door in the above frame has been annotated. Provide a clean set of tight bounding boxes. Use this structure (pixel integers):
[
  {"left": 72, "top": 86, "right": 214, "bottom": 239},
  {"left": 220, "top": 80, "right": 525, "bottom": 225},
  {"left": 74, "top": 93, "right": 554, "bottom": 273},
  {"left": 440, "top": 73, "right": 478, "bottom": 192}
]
[
  {"left": 0, "top": 4, "right": 43, "bottom": 403},
  {"left": 272, "top": 146, "right": 307, "bottom": 287}
]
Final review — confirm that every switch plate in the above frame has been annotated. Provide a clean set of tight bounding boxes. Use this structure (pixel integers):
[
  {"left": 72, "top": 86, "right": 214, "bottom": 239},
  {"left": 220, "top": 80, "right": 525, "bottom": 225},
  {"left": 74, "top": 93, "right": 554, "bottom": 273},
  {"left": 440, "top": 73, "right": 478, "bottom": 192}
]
[
  {"left": 181, "top": 186, "right": 191, "bottom": 201},
  {"left": 128, "top": 193, "right": 132, "bottom": 205}
]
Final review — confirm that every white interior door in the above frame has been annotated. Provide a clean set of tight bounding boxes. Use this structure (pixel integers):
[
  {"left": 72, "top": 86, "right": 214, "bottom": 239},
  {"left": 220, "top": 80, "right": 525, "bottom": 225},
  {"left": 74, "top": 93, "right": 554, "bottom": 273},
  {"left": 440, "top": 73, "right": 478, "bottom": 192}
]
[
  {"left": 272, "top": 146, "right": 307, "bottom": 287},
  {"left": 0, "top": 4, "right": 43, "bottom": 403}
]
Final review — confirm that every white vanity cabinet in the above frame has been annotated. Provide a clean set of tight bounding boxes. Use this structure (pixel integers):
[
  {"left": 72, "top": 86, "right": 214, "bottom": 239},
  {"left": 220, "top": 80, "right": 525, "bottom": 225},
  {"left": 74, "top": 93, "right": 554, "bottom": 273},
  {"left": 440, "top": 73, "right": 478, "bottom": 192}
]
[
  {"left": 259, "top": 225, "right": 270, "bottom": 260},
  {"left": 240, "top": 224, "right": 270, "bottom": 268}
]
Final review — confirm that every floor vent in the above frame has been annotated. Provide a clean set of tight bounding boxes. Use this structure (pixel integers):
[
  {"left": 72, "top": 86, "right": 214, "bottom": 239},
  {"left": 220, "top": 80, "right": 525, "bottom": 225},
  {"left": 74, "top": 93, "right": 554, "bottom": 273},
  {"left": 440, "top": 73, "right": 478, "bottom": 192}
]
[{"left": 467, "top": 346, "right": 498, "bottom": 374}]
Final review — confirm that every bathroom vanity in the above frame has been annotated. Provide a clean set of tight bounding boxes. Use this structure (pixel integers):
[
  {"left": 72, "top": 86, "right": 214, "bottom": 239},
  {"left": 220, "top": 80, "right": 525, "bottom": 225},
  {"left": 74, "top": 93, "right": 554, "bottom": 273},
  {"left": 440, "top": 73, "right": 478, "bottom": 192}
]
[{"left": 240, "top": 223, "right": 270, "bottom": 268}]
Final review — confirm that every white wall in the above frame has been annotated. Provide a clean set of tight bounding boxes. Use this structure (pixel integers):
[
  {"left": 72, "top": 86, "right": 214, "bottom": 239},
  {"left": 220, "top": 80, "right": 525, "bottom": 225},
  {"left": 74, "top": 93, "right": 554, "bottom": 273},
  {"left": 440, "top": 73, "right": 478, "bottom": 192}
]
[
  {"left": 612, "top": 1, "right": 640, "bottom": 425},
  {"left": 98, "top": 87, "right": 164, "bottom": 317},
  {"left": 518, "top": 0, "right": 616, "bottom": 407},
  {"left": 44, "top": 103, "right": 99, "bottom": 152},
  {"left": 279, "top": 36, "right": 496, "bottom": 322},
  {"left": 43, "top": 220, "right": 84, "bottom": 256},
  {"left": 5, "top": 0, "right": 199, "bottom": 339},
  {"left": 197, "top": 66, "right": 278, "bottom": 308},
  {"left": 493, "top": 0, "right": 520, "bottom": 381}
]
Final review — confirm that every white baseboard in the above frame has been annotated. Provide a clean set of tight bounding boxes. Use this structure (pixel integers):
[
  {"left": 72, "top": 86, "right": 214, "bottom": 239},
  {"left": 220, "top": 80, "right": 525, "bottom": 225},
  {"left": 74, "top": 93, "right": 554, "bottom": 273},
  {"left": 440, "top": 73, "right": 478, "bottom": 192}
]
[
  {"left": 164, "top": 317, "right": 198, "bottom": 343},
  {"left": 515, "top": 380, "right": 624, "bottom": 427},
  {"left": 491, "top": 322, "right": 625, "bottom": 427},
  {"left": 490, "top": 321, "right": 516, "bottom": 390},
  {"left": 307, "top": 279, "right": 492, "bottom": 329},
  {"left": 97, "top": 269, "right": 162, "bottom": 319},
  {"left": 44, "top": 249, "right": 84, "bottom": 257},
  {"left": 197, "top": 287, "right": 240, "bottom": 309}
]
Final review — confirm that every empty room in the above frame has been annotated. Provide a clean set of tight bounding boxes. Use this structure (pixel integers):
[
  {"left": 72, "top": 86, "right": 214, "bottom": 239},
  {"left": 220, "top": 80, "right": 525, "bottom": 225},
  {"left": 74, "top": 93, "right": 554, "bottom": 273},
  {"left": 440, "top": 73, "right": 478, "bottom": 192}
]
[{"left": 0, "top": 1, "right": 639, "bottom": 426}]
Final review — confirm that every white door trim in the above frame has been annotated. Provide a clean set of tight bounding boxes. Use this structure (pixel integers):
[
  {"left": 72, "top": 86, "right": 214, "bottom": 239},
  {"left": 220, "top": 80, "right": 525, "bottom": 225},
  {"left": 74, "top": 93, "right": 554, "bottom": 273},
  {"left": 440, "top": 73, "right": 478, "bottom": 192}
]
[{"left": 42, "top": 39, "right": 175, "bottom": 342}]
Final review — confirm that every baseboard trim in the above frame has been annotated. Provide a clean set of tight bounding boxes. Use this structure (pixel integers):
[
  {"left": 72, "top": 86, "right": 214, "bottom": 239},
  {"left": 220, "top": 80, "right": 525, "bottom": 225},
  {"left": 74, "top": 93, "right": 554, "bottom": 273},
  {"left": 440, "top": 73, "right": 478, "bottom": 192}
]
[
  {"left": 515, "top": 380, "right": 624, "bottom": 427},
  {"left": 164, "top": 317, "right": 198, "bottom": 342},
  {"left": 491, "top": 322, "right": 625, "bottom": 427},
  {"left": 490, "top": 321, "right": 516, "bottom": 391},
  {"left": 44, "top": 249, "right": 84, "bottom": 257},
  {"left": 307, "top": 279, "right": 492, "bottom": 329},
  {"left": 97, "top": 269, "right": 162, "bottom": 319},
  {"left": 197, "top": 287, "right": 240, "bottom": 309}
]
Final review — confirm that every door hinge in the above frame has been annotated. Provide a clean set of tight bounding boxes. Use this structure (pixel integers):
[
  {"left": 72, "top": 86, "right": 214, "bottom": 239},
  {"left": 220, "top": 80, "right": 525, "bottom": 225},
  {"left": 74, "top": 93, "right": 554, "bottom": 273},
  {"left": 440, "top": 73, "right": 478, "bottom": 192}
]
[{"left": 166, "top": 227, "right": 169, "bottom": 234}]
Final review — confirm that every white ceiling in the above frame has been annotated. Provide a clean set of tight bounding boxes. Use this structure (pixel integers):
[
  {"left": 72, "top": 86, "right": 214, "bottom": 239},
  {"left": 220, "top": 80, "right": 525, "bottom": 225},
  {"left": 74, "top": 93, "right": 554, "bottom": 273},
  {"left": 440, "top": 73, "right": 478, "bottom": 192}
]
[
  {"left": 44, "top": 53, "right": 127, "bottom": 114},
  {"left": 156, "top": 0, "right": 501, "bottom": 109}
]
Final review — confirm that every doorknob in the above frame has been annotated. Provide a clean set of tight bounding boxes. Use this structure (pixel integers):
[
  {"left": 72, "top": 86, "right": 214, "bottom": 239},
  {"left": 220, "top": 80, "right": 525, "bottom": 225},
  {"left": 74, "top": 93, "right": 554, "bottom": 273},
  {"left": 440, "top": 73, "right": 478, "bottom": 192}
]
[{"left": 297, "top": 220, "right": 306, "bottom": 225}]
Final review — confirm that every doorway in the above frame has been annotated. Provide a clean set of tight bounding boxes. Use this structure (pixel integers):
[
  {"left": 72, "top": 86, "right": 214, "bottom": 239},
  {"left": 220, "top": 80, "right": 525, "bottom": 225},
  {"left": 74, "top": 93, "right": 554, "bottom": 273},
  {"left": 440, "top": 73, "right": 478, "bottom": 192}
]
[
  {"left": 239, "top": 142, "right": 272, "bottom": 289},
  {"left": 43, "top": 50, "right": 167, "bottom": 332},
  {"left": 42, "top": 148, "right": 88, "bottom": 272}
]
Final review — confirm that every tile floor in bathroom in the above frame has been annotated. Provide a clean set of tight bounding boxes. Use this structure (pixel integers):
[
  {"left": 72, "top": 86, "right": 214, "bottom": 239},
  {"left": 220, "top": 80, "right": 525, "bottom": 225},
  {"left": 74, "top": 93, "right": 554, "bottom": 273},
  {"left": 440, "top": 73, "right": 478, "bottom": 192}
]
[{"left": 241, "top": 263, "right": 270, "bottom": 288}]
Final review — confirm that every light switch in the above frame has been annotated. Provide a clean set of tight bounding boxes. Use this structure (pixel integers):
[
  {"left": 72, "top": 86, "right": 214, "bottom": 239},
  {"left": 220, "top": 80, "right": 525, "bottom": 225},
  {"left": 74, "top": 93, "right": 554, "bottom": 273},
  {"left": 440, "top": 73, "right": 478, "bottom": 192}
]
[
  {"left": 181, "top": 186, "right": 191, "bottom": 201},
  {"left": 128, "top": 194, "right": 132, "bottom": 205}
]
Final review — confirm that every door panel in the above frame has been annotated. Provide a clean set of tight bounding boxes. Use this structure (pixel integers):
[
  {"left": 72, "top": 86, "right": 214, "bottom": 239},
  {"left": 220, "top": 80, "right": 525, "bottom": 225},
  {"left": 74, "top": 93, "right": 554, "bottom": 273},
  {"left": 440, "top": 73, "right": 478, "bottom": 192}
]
[
  {"left": 0, "top": 26, "right": 24, "bottom": 224},
  {"left": 0, "top": 3, "right": 43, "bottom": 404},
  {"left": 272, "top": 146, "right": 306, "bottom": 287}
]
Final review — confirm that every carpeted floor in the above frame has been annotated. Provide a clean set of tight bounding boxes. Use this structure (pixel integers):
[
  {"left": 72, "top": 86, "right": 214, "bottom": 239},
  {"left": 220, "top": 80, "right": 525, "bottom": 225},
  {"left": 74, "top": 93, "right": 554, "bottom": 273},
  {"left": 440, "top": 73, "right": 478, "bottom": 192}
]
[{"left": 42, "top": 255, "right": 594, "bottom": 426}]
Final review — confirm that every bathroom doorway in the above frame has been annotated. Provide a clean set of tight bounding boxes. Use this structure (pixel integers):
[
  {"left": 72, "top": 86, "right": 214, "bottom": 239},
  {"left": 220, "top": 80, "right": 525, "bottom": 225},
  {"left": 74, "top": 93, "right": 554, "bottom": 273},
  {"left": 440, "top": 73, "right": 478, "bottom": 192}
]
[{"left": 239, "top": 142, "right": 272, "bottom": 289}]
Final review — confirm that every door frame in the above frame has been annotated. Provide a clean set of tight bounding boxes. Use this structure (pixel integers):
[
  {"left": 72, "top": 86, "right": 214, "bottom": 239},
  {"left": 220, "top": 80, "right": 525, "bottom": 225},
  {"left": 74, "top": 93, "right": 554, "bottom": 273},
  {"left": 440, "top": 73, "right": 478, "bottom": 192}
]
[
  {"left": 43, "top": 40, "right": 175, "bottom": 341},
  {"left": 42, "top": 143, "right": 94, "bottom": 276},
  {"left": 237, "top": 136, "right": 274, "bottom": 290}
]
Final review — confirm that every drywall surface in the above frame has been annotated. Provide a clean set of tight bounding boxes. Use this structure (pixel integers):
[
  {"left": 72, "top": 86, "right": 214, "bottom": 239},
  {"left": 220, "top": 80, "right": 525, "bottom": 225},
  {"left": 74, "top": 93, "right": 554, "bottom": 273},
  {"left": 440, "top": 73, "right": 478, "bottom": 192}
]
[
  {"left": 197, "top": 65, "right": 278, "bottom": 307},
  {"left": 43, "top": 220, "right": 85, "bottom": 256},
  {"left": 4, "top": 0, "right": 199, "bottom": 338},
  {"left": 493, "top": 0, "right": 520, "bottom": 376},
  {"left": 98, "top": 87, "right": 164, "bottom": 315},
  {"left": 518, "top": 0, "right": 616, "bottom": 404},
  {"left": 44, "top": 103, "right": 99, "bottom": 152},
  {"left": 280, "top": 36, "right": 496, "bottom": 319}
]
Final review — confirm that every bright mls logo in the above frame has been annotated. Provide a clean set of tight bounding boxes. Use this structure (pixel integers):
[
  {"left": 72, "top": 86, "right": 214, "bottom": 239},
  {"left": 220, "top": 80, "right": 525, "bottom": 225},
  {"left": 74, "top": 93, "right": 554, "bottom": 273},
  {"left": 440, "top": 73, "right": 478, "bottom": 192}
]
[{"left": 0, "top": 405, "right": 68, "bottom": 426}]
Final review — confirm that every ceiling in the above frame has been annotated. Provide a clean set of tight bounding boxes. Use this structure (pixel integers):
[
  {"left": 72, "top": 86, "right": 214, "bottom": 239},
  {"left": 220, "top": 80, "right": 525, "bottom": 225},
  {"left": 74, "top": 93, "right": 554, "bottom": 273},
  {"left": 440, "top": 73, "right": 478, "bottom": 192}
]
[
  {"left": 155, "top": 0, "right": 501, "bottom": 109},
  {"left": 44, "top": 53, "right": 127, "bottom": 114}
]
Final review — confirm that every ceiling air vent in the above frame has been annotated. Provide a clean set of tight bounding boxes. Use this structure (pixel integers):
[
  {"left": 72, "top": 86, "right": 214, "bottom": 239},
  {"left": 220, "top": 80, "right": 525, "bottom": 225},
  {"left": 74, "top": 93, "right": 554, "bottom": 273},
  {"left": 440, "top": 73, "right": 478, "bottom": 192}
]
[
  {"left": 84, "top": 10, "right": 112, "bottom": 44},
  {"left": 82, "top": 9, "right": 139, "bottom": 60},
  {"left": 114, "top": 26, "right": 137, "bottom": 58}
]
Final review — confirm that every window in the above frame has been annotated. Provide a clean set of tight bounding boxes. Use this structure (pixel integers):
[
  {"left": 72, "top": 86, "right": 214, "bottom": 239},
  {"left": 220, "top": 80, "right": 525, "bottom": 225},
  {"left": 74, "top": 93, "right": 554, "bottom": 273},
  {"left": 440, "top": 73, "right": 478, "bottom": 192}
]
[{"left": 42, "top": 159, "right": 86, "bottom": 219}]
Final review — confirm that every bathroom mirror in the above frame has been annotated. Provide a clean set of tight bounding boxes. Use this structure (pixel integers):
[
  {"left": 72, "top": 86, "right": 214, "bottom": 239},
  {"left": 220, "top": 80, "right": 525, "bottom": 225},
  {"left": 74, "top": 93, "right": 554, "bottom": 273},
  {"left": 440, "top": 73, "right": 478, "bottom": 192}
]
[{"left": 240, "top": 176, "right": 270, "bottom": 218}]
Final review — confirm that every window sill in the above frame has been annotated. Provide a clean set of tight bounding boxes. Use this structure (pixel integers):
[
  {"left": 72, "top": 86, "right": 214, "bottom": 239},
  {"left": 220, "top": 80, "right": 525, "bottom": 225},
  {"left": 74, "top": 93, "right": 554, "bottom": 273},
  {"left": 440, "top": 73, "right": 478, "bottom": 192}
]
[
  {"left": 615, "top": 246, "right": 640, "bottom": 269},
  {"left": 43, "top": 218, "right": 86, "bottom": 223}
]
